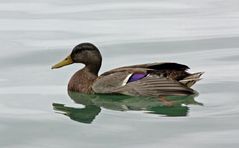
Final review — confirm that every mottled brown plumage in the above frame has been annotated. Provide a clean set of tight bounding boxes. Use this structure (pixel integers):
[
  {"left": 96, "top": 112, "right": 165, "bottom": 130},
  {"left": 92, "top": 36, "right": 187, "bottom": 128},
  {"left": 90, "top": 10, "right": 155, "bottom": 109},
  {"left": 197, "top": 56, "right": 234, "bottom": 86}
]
[
  {"left": 52, "top": 43, "right": 203, "bottom": 96},
  {"left": 68, "top": 68, "right": 97, "bottom": 93}
]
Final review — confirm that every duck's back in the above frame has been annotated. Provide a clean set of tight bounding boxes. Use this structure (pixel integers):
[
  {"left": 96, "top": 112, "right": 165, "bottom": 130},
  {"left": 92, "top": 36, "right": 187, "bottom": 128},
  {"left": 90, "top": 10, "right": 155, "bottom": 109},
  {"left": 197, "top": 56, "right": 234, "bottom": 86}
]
[{"left": 92, "top": 62, "right": 203, "bottom": 96}]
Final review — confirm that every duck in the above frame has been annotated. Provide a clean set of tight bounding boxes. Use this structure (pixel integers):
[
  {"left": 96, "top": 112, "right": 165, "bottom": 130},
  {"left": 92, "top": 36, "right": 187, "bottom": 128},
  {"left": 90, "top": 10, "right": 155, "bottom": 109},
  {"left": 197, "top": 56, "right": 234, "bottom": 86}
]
[{"left": 52, "top": 42, "right": 203, "bottom": 96}]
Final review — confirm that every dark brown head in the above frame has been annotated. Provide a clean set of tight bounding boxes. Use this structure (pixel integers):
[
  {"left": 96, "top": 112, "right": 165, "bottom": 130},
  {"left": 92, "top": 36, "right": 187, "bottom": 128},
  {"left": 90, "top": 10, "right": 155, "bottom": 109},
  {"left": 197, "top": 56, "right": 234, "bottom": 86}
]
[{"left": 52, "top": 43, "right": 102, "bottom": 74}]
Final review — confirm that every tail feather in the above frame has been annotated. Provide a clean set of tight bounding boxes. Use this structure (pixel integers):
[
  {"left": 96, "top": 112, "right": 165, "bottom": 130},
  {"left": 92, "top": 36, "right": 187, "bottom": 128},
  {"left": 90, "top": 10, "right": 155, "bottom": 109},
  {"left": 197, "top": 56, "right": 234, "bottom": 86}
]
[{"left": 180, "top": 72, "right": 204, "bottom": 87}]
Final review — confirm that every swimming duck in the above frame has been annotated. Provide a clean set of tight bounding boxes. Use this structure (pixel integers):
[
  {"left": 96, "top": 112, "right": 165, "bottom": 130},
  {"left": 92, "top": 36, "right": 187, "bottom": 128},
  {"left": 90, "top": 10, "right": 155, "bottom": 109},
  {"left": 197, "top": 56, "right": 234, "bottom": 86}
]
[{"left": 52, "top": 43, "right": 203, "bottom": 96}]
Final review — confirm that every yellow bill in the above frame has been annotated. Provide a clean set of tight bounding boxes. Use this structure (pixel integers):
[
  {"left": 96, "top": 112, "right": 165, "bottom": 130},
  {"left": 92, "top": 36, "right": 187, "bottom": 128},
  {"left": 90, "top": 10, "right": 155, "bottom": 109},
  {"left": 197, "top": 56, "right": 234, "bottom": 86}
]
[{"left": 52, "top": 55, "right": 73, "bottom": 69}]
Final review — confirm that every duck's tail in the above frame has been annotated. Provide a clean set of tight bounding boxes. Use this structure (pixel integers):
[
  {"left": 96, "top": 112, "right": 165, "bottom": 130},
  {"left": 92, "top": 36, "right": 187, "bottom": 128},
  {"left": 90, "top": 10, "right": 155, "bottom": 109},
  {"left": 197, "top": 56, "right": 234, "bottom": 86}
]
[{"left": 180, "top": 72, "right": 204, "bottom": 88}]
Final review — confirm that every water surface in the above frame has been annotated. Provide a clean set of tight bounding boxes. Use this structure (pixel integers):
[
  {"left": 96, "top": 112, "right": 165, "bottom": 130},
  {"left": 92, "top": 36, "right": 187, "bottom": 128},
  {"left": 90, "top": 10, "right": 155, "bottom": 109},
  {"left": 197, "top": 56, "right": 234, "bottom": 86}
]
[{"left": 1, "top": 0, "right": 239, "bottom": 148}]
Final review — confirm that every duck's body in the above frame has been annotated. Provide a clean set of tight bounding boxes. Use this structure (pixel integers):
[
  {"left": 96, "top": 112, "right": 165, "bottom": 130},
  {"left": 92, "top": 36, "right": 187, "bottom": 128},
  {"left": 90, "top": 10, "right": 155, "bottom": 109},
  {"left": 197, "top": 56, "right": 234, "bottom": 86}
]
[{"left": 52, "top": 43, "right": 203, "bottom": 96}]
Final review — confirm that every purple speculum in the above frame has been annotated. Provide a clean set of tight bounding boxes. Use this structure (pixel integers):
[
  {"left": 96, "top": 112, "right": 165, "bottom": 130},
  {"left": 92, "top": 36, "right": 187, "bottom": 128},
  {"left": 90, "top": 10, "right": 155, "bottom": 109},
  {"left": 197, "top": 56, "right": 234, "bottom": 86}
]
[{"left": 127, "top": 73, "right": 148, "bottom": 83}]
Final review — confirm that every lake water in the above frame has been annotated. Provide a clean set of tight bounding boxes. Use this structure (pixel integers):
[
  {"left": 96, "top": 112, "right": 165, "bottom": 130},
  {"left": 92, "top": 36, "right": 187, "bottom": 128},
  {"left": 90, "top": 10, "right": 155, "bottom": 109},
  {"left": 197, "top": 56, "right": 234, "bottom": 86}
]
[{"left": 1, "top": 0, "right": 239, "bottom": 147}]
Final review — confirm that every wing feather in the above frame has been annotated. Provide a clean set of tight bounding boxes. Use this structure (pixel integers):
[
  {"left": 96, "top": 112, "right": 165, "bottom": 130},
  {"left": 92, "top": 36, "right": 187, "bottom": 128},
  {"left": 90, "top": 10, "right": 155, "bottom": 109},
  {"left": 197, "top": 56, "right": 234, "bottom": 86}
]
[
  {"left": 93, "top": 62, "right": 197, "bottom": 96},
  {"left": 113, "top": 76, "right": 194, "bottom": 96},
  {"left": 101, "top": 62, "right": 189, "bottom": 76}
]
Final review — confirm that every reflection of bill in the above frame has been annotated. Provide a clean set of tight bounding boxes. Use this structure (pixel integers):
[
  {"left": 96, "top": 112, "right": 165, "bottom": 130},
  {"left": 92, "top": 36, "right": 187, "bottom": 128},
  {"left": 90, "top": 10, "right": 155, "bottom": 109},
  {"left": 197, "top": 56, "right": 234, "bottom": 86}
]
[
  {"left": 52, "top": 92, "right": 202, "bottom": 124},
  {"left": 53, "top": 104, "right": 101, "bottom": 124}
]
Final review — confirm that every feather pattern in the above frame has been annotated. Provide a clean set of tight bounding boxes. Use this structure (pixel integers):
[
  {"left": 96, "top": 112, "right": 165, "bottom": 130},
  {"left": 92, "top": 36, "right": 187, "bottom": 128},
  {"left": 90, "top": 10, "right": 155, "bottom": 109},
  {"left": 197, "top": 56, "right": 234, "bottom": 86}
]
[
  {"left": 92, "top": 62, "right": 203, "bottom": 96},
  {"left": 114, "top": 76, "right": 194, "bottom": 96}
]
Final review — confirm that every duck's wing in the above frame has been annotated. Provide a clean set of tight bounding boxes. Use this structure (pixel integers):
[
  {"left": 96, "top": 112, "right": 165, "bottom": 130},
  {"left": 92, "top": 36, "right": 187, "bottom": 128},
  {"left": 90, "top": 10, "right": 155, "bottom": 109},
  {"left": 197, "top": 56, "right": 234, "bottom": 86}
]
[
  {"left": 113, "top": 76, "right": 195, "bottom": 96},
  {"left": 92, "top": 62, "right": 196, "bottom": 96},
  {"left": 101, "top": 62, "right": 189, "bottom": 76}
]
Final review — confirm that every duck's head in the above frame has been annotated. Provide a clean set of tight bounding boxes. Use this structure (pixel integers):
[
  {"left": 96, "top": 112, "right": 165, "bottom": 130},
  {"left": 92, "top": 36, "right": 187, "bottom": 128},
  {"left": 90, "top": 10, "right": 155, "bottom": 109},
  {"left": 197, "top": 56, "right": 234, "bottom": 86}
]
[{"left": 52, "top": 43, "right": 102, "bottom": 71}]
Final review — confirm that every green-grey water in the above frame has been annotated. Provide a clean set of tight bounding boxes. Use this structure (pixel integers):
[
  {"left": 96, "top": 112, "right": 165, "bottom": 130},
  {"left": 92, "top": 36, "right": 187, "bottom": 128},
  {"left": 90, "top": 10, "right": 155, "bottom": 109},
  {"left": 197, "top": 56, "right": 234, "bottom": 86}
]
[
  {"left": 1, "top": 0, "right": 239, "bottom": 148},
  {"left": 53, "top": 92, "right": 202, "bottom": 124}
]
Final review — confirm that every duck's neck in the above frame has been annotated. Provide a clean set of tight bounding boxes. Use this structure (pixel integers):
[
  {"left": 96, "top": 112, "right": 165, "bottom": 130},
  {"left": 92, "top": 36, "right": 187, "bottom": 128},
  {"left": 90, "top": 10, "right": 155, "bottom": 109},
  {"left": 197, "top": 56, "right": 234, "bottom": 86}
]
[
  {"left": 85, "top": 61, "right": 101, "bottom": 75},
  {"left": 67, "top": 63, "right": 101, "bottom": 93}
]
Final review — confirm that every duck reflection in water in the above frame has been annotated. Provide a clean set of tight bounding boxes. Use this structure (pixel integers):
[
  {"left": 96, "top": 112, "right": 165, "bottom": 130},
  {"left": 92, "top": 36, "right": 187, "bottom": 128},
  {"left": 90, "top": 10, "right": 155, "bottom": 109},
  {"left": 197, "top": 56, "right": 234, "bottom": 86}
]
[{"left": 53, "top": 91, "right": 202, "bottom": 124}]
